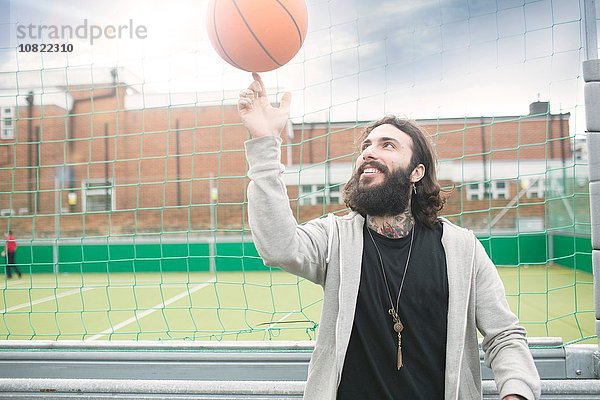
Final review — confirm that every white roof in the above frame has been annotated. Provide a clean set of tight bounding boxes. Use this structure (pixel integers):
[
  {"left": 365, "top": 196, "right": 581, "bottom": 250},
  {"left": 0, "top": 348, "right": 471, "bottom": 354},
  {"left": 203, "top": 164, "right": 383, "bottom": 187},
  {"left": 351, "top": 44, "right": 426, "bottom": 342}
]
[{"left": 280, "top": 159, "right": 582, "bottom": 186}]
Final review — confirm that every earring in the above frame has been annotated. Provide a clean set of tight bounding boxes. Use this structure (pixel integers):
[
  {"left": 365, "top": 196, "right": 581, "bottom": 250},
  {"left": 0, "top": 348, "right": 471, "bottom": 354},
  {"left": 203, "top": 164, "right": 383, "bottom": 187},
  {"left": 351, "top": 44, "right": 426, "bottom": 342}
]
[{"left": 412, "top": 183, "right": 417, "bottom": 195}]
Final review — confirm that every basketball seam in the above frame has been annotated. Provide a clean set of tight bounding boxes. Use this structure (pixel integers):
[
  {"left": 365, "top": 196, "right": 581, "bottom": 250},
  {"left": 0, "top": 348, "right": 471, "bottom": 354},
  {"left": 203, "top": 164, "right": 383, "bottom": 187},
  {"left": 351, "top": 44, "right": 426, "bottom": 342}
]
[
  {"left": 274, "top": 0, "right": 303, "bottom": 44},
  {"left": 232, "top": 0, "right": 282, "bottom": 68},
  {"left": 212, "top": 0, "right": 245, "bottom": 70}
]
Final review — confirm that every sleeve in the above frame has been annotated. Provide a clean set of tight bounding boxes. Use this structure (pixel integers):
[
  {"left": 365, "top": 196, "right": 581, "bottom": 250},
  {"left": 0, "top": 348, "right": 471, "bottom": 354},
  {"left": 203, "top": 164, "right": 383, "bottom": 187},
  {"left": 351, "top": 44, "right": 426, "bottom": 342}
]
[
  {"left": 245, "top": 136, "right": 329, "bottom": 286},
  {"left": 473, "top": 237, "right": 541, "bottom": 400}
]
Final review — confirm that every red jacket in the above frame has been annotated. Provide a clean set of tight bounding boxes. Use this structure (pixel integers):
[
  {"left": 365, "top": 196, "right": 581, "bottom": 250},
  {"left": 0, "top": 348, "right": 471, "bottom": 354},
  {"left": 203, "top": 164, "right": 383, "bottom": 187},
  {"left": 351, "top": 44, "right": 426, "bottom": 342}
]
[{"left": 6, "top": 235, "right": 16, "bottom": 253}]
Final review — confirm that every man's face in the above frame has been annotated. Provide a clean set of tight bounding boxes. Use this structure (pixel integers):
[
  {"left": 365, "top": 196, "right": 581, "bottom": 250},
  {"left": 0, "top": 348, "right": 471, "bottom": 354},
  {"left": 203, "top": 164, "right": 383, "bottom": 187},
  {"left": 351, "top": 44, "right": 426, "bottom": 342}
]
[
  {"left": 344, "top": 124, "right": 416, "bottom": 217},
  {"left": 355, "top": 124, "right": 414, "bottom": 188}
]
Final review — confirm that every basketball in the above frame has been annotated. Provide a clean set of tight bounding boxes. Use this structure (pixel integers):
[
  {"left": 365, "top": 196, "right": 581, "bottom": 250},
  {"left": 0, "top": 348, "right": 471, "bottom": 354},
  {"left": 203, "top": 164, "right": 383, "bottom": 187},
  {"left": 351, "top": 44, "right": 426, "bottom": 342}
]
[{"left": 206, "top": 0, "right": 308, "bottom": 72}]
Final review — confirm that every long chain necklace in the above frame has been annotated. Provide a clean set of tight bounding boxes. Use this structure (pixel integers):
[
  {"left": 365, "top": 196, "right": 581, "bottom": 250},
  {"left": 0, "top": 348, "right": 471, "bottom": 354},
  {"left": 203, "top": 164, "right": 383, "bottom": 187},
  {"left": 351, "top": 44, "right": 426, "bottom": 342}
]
[{"left": 366, "top": 223, "right": 415, "bottom": 370}]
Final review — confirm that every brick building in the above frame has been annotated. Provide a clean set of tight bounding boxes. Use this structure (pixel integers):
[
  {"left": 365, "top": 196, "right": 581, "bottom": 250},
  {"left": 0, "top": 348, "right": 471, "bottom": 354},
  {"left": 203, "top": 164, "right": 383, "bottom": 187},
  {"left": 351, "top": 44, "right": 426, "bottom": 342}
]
[{"left": 0, "top": 78, "right": 572, "bottom": 238}]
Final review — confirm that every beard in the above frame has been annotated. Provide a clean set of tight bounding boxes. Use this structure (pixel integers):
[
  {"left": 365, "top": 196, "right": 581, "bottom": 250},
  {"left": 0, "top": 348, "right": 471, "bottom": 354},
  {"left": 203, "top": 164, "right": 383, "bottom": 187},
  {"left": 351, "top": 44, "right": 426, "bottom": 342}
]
[{"left": 344, "top": 161, "right": 412, "bottom": 217}]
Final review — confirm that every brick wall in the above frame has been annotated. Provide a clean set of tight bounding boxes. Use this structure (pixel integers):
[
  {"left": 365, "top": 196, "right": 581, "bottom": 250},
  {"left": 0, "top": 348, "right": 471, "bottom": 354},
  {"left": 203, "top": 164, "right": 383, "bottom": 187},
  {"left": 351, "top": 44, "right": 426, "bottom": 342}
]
[
  {"left": 289, "top": 116, "right": 571, "bottom": 165},
  {"left": 0, "top": 86, "right": 570, "bottom": 238}
]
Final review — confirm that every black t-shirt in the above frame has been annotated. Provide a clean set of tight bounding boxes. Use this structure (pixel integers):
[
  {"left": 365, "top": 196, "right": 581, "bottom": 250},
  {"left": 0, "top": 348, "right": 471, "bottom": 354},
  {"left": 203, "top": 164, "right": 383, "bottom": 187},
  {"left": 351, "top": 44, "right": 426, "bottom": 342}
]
[{"left": 337, "top": 220, "right": 448, "bottom": 400}]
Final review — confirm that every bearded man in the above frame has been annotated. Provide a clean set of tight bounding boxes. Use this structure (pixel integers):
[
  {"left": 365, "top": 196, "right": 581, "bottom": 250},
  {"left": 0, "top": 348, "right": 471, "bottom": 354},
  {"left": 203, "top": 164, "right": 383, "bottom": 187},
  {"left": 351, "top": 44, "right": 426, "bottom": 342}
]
[{"left": 238, "top": 73, "right": 541, "bottom": 400}]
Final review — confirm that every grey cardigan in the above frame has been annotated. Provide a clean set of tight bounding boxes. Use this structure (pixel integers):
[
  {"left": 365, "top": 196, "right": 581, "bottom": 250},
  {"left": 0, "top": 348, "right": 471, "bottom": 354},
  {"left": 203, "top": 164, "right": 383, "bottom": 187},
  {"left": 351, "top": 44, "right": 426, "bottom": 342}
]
[{"left": 246, "top": 136, "right": 541, "bottom": 400}]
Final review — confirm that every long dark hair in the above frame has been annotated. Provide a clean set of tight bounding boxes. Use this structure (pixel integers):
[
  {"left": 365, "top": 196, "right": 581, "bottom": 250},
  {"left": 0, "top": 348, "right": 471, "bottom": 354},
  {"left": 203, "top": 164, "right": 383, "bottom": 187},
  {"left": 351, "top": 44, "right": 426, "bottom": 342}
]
[{"left": 344, "top": 116, "right": 448, "bottom": 228}]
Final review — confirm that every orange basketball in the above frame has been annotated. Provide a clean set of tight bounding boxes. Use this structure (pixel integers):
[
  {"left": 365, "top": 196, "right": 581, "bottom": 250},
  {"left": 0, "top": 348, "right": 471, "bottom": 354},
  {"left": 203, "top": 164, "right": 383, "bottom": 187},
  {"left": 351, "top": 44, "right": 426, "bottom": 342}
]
[{"left": 206, "top": 0, "right": 308, "bottom": 72}]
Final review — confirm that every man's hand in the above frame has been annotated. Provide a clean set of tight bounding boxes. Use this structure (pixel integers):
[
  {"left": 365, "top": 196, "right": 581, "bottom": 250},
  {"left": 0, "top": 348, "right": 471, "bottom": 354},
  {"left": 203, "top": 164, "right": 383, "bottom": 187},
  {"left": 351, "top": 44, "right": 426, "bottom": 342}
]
[
  {"left": 503, "top": 395, "right": 526, "bottom": 400},
  {"left": 238, "top": 72, "right": 291, "bottom": 139}
]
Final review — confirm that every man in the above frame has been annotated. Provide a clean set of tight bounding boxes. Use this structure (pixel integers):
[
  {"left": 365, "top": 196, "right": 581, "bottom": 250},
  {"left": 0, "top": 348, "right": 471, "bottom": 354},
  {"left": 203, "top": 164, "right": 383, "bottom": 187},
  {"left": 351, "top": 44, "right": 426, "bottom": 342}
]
[
  {"left": 2, "top": 230, "right": 22, "bottom": 279},
  {"left": 238, "top": 73, "right": 540, "bottom": 400}
]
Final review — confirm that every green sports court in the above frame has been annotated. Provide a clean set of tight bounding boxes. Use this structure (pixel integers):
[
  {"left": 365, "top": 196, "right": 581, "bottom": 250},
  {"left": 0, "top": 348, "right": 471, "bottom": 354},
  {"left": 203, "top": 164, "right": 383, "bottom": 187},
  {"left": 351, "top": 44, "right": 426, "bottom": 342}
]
[{"left": 0, "top": 242, "right": 595, "bottom": 343}]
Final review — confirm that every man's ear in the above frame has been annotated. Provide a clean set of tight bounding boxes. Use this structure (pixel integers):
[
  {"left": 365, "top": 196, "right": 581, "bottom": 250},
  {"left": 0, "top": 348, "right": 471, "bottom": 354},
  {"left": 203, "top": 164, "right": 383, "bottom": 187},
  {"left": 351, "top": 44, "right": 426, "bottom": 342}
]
[{"left": 411, "top": 163, "right": 425, "bottom": 183}]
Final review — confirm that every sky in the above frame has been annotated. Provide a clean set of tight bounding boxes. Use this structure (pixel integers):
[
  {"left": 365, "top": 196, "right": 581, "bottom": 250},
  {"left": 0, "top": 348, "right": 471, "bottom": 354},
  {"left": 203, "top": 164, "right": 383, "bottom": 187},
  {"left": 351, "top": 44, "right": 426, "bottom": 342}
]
[{"left": 0, "top": 0, "right": 593, "bottom": 133}]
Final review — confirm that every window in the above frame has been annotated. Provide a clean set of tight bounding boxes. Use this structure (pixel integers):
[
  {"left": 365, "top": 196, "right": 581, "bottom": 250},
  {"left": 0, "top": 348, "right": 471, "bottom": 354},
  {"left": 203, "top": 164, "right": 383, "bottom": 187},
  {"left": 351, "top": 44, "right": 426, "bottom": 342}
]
[
  {"left": 491, "top": 180, "right": 510, "bottom": 200},
  {"left": 524, "top": 178, "right": 544, "bottom": 199},
  {"left": 1, "top": 107, "right": 14, "bottom": 140},
  {"left": 518, "top": 217, "right": 544, "bottom": 232},
  {"left": 299, "top": 184, "right": 343, "bottom": 205},
  {"left": 465, "top": 182, "right": 484, "bottom": 201},
  {"left": 83, "top": 179, "right": 113, "bottom": 211},
  {"left": 465, "top": 181, "right": 510, "bottom": 200},
  {"left": 328, "top": 184, "right": 342, "bottom": 205}
]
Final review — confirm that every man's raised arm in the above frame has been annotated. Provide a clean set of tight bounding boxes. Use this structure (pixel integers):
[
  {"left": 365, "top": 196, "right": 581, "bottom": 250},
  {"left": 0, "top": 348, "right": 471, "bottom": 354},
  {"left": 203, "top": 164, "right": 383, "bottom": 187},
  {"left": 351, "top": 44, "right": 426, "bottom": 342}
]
[{"left": 239, "top": 74, "right": 329, "bottom": 285}]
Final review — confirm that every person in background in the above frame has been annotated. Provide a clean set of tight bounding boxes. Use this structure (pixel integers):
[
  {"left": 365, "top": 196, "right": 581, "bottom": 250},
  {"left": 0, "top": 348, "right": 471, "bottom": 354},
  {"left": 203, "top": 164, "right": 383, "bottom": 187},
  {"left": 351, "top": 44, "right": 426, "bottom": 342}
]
[{"left": 2, "top": 230, "right": 22, "bottom": 279}]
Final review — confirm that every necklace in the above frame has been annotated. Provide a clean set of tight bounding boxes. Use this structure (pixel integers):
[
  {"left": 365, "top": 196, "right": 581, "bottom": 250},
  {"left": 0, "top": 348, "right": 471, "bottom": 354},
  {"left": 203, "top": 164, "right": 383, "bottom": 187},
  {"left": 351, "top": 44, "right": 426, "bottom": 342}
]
[{"left": 366, "top": 223, "right": 415, "bottom": 370}]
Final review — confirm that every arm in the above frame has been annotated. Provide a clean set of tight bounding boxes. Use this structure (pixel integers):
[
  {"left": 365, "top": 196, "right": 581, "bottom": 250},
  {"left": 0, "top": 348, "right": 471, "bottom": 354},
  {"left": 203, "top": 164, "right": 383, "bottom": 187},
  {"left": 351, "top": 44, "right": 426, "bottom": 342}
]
[
  {"left": 473, "top": 238, "right": 541, "bottom": 400},
  {"left": 240, "top": 74, "right": 329, "bottom": 285}
]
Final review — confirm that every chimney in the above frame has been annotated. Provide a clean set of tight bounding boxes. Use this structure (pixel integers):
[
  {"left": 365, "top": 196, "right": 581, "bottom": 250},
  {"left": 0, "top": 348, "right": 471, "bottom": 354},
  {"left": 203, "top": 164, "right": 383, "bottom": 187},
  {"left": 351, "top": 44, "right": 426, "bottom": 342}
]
[{"left": 529, "top": 101, "right": 549, "bottom": 115}]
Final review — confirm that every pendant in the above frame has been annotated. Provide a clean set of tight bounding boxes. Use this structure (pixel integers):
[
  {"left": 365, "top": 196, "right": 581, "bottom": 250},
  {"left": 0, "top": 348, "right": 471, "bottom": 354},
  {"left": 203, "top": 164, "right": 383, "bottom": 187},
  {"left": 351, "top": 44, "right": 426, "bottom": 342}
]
[{"left": 388, "top": 308, "right": 404, "bottom": 369}]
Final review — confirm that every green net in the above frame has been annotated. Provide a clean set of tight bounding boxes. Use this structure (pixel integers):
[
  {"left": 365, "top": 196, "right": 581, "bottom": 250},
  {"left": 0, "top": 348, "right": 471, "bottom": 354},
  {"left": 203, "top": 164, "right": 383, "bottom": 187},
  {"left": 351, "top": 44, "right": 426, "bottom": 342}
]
[{"left": 0, "top": 0, "right": 594, "bottom": 344}]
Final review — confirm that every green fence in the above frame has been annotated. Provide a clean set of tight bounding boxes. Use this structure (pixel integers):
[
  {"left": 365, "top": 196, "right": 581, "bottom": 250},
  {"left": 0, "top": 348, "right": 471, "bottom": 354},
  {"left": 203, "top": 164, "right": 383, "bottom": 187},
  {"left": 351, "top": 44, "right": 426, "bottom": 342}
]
[
  {"left": 2, "top": 234, "right": 592, "bottom": 274},
  {"left": 2, "top": 242, "right": 264, "bottom": 274}
]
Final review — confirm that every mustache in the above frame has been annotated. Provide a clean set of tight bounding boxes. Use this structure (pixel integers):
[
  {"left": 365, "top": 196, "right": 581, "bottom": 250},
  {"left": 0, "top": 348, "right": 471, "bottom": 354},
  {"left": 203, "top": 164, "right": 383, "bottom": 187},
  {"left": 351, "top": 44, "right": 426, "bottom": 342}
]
[{"left": 358, "top": 160, "right": 389, "bottom": 174}]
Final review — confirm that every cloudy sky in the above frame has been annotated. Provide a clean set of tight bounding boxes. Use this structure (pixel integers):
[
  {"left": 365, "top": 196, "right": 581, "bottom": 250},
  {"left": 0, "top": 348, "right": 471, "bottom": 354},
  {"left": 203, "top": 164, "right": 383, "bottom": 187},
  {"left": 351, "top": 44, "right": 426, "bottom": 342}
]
[{"left": 0, "top": 0, "right": 592, "bottom": 132}]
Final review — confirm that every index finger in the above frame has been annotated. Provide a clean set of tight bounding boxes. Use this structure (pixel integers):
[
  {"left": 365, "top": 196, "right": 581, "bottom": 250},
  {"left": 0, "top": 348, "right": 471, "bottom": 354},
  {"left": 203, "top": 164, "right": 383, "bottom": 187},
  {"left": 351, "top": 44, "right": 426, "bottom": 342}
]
[{"left": 252, "top": 72, "right": 267, "bottom": 98}]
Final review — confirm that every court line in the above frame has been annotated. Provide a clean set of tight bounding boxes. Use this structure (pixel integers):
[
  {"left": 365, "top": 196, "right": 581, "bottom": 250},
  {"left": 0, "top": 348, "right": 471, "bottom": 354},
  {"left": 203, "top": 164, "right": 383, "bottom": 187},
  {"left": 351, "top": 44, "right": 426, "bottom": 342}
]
[
  {"left": 0, "top": 287, "right": 96, "bottom": 314},
  {"left": 86, "top": 280, "right": 215, "bottom": 341},
  {"left": 1, "top": 279, "right": 34, "bottom": 288},
  {"left": 265, "top": 311, "right": 294, "bottom": 329}
]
